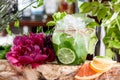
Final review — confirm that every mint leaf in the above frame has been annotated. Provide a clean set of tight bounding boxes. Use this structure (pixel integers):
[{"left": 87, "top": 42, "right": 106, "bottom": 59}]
[
  {"left": 53, "top": 12, "right": 66, "bottom": 22},
  {"left": 97, "top": 7, "right": 108, "bottom": 21},
  {"left": 74, "top": 32, "right": 87, "bottom": 63},
  {"left": 59, "top": 33, "right": 76, "bottom": 56},
  {"left": 109, "top": 41, "right": 120, "bottom": 49},
  {"left": 47, "top": 21, "right": 56, "bottom": 27},
  {"left": 87, "top": 22, "right": 99, "bottom": 28},
  {"left": 91, "top": 2, "right": 99, "bottom": 15},
  {"left": 113, "top": 3, "right": 120, "bottom": 12},
  {"left": 80, "top": 2, "right": 92, "bottom": 13},
  {"left": 14, "top": 19, "right": 20, "bottom": 28},
  {"left": 47, "top": 12, "right": 67, "bottom": 27},
  {"left": 106, "top": 48, "right": 115, "bottom": 59},
  {"left": 6, "top": 25, "right": 12, "bottom": 35},
  {"left": 111, "top": 0, "right": 117, "bottom": 3},
  {"left": 33, "top": 0, "right": 43, "bottom": 8}
]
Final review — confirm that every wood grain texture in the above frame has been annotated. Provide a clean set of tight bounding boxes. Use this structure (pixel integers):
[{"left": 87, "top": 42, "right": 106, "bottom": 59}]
[{"left": 0, "top": 60, "right": 120, "bottom": 80}]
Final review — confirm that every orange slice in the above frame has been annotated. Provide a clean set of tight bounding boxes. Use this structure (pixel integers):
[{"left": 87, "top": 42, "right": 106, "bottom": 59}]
[
  {"left": 75, "top": 62, "right": 103, "bottom": 80},
  {"left": 90, "top": 56, "right": 116, "bottom": 73},
  {"left": 90, "top": 60, "right": 112, "bottom": 73},
  {"left": 93, "top": 56, "right": 116, "bottom": 64}
]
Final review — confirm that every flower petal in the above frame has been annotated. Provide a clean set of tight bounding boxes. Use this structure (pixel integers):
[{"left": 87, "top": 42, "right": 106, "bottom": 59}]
[
  {"left": 34, "top": 54, "right": 48, "bottom": 63},
  {"left": 6, "top": 53, "right": 18, "bottom": 64},
  {"left": 32, "top": 63, "right": 40, "bottom": 68},
  {"left": 18, "top": 56, "right": 33, "bottom": 65}
]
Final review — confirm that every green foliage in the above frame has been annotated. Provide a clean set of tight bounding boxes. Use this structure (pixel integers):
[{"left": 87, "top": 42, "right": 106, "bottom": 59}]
[
  {"left": 6, "top": 25, "right": 12, "bottom": 35},
  {"left": 0, "top": 45, "right": 11, "bottom": 59},
  {"left": 79, "top": 1, "right": 111, "bottom": 25},
  {"left": 47, "top": 12, "right": 67, "bottom": 27},
  {"left": 47, "top": 21, "right": 56, "bottom": 27},
  {"left": 0, "top": 0, "right": 42, "bottom": 32},
  {"left": 86, "top": 22, "right": 99, "bottom": 28},
  {"left": 33, "top": 0, "right": 43, "bottom": 8},
  {"left": 104, "top": 20, "right": 120, "bottom": 46},
  {"left": 66, "top": 0, "right": 76, "bottom": 3},
  {"left": 80, "top": 2, "right": 92, "bottom": 13},
  {"left": 106, "top": 49, "right": 114, "bottom": 58},
  {"left": 53, "top": 12, "right": 66, "bottom": 22},
  {"left": 79, "top": 0, "right": 120, "bottom": 58},
  {"left": 0, "top": 0, "right": 17, "bottom": 31},
  {"left": 36, "top": 26, "right": 54, "bottom": 35},
  {"left": 14, "top": 19, "right": 20, "bottom": 28},
  {"left": 79, "top": 0, "right": 120, "bottom": 25}
]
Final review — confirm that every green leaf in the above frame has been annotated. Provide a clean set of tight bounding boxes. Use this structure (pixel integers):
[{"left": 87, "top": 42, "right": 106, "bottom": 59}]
[
  {"left": 106, "top": 48, "right": 115, "bottom": 59},
  {"left": 86, "top": 22, "right": 99, "bottom": 28},
  {"left": 66, "top": 0, "right": 76, "bottom": 3},
  {"left": 109, "top": 41, "right": 120, "bottom": 49},
  {"left": 59, "top": 33, "right": 76, "bottom": 55},
  {"left": 92, "top": 7, "right": 98, "bottom": 16},
  {"left": 47, "top": 21, "right": 56, "bottom": 27},
  {"left": 79, "top": 2, "right": 92, "bottom": 13},
  {"left": 111, "top": 0, "right": 117, "bottom": 3},
  {"left": 113, "top": 3, "right": 120, "bottom": 12},
  {"left": 14, "top": 19, "right": 20, "bottom": 28},
  {"left": 97, "top": 7, "right": 108, "bottom": 21},
  {"left": 36, "top": 26, "right": 43, "bottom": 33},
  {"left": 6, "top": 25, "right": 12, "bottom": 35},
  {"left": 59, "top": 33, "right": 74, "bottom": 49},
  {"left": 53, "top": 12, "right": 67, "bottom": 22},
  {"left": 33, "top": 0, "right": 43, "bottom": 8},
  {"left": 0, "top": 45, "right": 11, "bottom": 59},
  {"left": 91, "top": 2, "right": 99, "bottom": 15},
  {"left": 116, "top": 18, "right": 120, "bottom": 31},
  {"left": 47, "top": 12, "right": 66, "bottom": 27},
  {"left": 74, "top": 32, "right": 87, "bottom": 64}
]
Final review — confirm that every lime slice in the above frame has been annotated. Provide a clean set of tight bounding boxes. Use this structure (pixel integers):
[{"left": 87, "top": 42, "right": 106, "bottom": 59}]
[{"left": 57, "top": 48, "right": 76, "bottom": 64}]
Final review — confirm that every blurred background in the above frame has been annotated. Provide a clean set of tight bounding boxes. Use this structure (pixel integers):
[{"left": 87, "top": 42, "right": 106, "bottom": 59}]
[
  {"left": 8, "top": 0, "right": 79, "bottom": 35},
  {"left": 0, "top": 0, "right": 82, "bottom": 49}
]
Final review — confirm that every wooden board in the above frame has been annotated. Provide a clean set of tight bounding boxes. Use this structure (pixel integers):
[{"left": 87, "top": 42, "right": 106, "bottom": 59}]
[{"left": 0, "top": 60, "right": 120, "bottom": 80}]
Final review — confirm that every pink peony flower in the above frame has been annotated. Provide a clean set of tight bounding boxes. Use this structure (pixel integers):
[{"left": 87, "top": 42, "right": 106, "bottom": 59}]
[{"left": 6, "top": 33, "right": 55, "bottom": 68}]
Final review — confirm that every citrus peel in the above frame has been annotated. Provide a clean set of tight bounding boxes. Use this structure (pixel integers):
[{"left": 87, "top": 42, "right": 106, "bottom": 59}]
[
  {"left": 75, "top": 56, "right": 116, "bottom": 80},
  {"left": 90, "top": 60, "right": 113, "bottom": 73},
  {"left": 75, "top": 63, "right": 103, "bottom": 80},
  {"left": 90, "top": 56, "right": 116, "bottom": 73}
]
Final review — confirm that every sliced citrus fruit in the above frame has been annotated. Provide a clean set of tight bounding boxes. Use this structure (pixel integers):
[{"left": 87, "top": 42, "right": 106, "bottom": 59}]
[
  {"left": 90, "top": 56, "right": 116, "bottom": 73},
  {"left": 90, "top": 60, "right": 112, "bottom": 73},
  {"left": 57, "top": 48, "right": 76, "bottom": 64},
  {"left": 93, "top": 56, "right": 116, "bottom": 64},
  {"left": 75, "top": 62, "right": 103, "bottom": 80}
]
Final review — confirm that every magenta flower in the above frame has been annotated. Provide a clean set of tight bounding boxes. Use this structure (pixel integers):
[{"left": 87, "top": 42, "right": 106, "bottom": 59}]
[{"left": 6, "top": 33, "right": 55, "bottom": 68}]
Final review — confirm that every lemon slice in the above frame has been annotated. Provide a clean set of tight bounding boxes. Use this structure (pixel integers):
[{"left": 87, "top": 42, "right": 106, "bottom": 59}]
[
  {"left": 93, "top": 56, "right": 116, "bottom": 64},
  {"left": 90, "top": 56, "right": 116, "bottom": 72},
  {"left": 57, "top": 48, "right": 76, "bottom": 64},
  {"left": 90, "top": 60, "right": 113, "bottom": 73}
]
